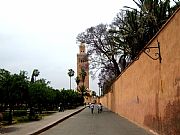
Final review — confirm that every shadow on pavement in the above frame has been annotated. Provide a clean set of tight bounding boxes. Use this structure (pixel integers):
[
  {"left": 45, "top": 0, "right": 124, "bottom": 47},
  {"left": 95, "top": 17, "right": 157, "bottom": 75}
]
[{"left": 0, "top": 127, "right": 19, "bottom": 134}]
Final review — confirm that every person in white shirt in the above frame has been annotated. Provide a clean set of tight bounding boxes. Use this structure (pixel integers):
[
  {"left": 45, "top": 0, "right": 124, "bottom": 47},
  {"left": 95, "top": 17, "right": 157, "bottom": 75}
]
[{"left": 98, "top": 103, "right": 102, "bottom": 113}]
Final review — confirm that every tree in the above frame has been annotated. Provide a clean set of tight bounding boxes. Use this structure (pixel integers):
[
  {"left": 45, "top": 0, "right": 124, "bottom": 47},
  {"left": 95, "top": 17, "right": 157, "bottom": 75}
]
[
  {"left": 79, "top": 68, "right": 87, "bottom": 87},
  {"left": 110, "top": 9, "right": 145, "bottom": 60},
  {"left": 77, "top": 24, "right": 122, "bottom": 78},
  {"left": 59, "top": 88, "right": 84, "bottom": 107},
  {"left": 77, "top": 24, "right": 124, "bottom": 93},
  {"left": 0, "top": 69, "right": 29, "bottom": 124},
  {"left": 29, "top": 69, "right": 40, "bottom": 117},
  {"left": 31, "top": 69, "right": 40, "bottom": 83},
  {"left": 13, "top": 71, "right": 29, "bottom": 105},
  {"left": 79, "top": 85, "right": 86, "bottom": 97},
  {"left": 91, "top": 91, "right": 96, "bottom": 97},
  {"left": 0, "top": 69, "right": 10, "bottom": 107},
  {"left": 75, "top": 76, "right": 80, "bottom": 90},
  {"left": 115, "top": 0, "right": 179, "bottom": 60},
  {"left": 68, "top": 69, "right": 75, "bottom": 90},
  {"left": 28, "top": 78, "right": 52, "bottom": 114}
]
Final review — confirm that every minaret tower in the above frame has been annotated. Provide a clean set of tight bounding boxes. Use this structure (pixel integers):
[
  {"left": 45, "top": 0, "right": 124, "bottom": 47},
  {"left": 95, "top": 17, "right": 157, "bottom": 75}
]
[{"left": 77, "top": 42, "right": 89, "bottom": 90}]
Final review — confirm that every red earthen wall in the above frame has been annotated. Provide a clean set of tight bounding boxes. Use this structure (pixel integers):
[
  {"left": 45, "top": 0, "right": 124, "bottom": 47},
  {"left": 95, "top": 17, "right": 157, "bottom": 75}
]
[{"left": 100, "top": 8, "right": 180, "bottom": 135}]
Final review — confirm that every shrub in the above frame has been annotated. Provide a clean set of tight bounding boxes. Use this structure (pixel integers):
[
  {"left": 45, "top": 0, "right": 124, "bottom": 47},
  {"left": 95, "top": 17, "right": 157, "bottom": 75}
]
[
  {"left": 13, "top": 110, "right": 27, "bottom": 117},
  {"left": 2, "top": 112, "right": 9, "bottom": 121},
  {"left": 28, "top": 114, "right": 42, "bottom": 121},
  {"left": 15, "top": 116, "right": 29, "bottom": 123},
  {"left": 0, "top": 113, "right": 3, "bottom": 122}
]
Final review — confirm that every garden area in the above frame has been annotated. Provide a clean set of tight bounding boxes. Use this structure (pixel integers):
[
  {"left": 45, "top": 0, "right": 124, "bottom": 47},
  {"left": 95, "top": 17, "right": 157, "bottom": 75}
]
[{"left": 0, "top": 69, "right": 84, "bottom": 126}]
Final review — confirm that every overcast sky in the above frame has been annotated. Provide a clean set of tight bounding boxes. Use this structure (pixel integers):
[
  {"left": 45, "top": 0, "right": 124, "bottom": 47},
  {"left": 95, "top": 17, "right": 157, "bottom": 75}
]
[{"left": 0, "top": 0, "right": 136, "bottom": 94}]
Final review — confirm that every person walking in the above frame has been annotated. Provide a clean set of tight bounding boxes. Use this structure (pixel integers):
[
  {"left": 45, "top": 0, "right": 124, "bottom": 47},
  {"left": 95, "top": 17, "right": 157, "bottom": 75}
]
[
  {"left": 58, "top": 103, "right": 64, "bottom": 112},
  {"left": 90, "top": 103, "right": 94, "bottom": 114},
  {"left": 100, "top": 103, "right": 102, "bottom": 112},
  {"left": 98, "top": 103, "right": 102, "bottom": 113}
]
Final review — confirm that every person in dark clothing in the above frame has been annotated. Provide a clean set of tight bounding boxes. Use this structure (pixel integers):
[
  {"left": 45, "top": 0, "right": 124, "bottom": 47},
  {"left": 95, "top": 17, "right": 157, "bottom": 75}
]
[
  {"left": 90, "top": 103, "right": 94, "bottom": 114},
  {"left": 58, "top": 103, "right": 64, "bottom": 112}
]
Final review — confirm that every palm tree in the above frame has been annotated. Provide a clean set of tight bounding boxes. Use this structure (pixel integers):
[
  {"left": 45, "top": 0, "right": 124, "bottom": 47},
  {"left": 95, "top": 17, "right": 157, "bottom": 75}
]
[
  {"left": 79, "top": 85, "right": 86, "bottom": 96},
  {"left": 68, "top": 69, "right": 75, "bottom": 90},
  {"left": 31, "top": 69, "right": 40, "bottom": 83},
  {"left": 29, "top": 69, "right": 40, "bottom": 118},
  {"left": 80, "top": 68, "right": 87, "bottom": 87},
  {"left": 92, "top": 91, "right": 96, "bottom": 97},
  {"left": 111, "top": 0, "right": 177, "bottom": 61},
  {"left": 75, "top": 76, "right": 80, "bottom": 90}
]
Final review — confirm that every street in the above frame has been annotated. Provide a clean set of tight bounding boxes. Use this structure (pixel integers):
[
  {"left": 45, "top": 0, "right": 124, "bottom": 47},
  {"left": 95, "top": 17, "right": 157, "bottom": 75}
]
[{"left": 40, "top": 107, "right": 152, "bottom": 135}]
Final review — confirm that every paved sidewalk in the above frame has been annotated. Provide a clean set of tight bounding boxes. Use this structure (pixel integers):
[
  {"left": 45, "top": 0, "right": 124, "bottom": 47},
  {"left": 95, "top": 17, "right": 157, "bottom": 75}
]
[
  {"left": 40, "top": 107, "right": 154, "bottom": 135},
  {"left": 0, "top": 106, "right": 85, "bottom": 135}
]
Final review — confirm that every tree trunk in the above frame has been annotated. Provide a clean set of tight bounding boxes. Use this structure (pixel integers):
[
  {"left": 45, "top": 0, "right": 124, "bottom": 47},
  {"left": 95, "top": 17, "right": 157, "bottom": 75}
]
[
  {"left": 8, "top": 105, "right": 13, "bottom": 124},
  {"left": 112, "top": 56, "right": 121, "bottom": 76},
  {"left": 70, "top": 77, "right": 71, "bottom": 90}
]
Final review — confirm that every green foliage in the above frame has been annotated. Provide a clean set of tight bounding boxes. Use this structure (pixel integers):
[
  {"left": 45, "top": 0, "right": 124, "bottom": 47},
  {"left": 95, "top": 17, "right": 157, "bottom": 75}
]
[
  {"left": 15, "top": 116, "right": 30, "bottom": 123},
  {"left": 13, "top": 110, "right": 27, "bottom": 117},
  {"left": 0, "top": 69, "right": 83, "bottom": 124},
  {"left": 79, "top": 85, "right": 86, "bottom": 96},
  {"left": 2, "top": 112, "right": 9, "bottom": 121},
  {"left": 0, "top": 69, "right": 29, "bottom": 124},
  {"left": 68, "top": 69, "right": 75, "bottom": 77},
  {"left": 67, "top": 69, "right": 75, "bottom": 90},
  {"left": 80, "top": 68, "right": 87, "bottom": 86},
  {"left": 28, "top": 114, "right": 42, "bottom": 121},
  {"left": 31, "top": 69, "right": 40, "bottom": 83},
  {"left": 59, "top": 89, "right": 83, "bottom": 107},
  {"left": 91, "top": 91, "right": 96, "bottom": 96},
  {"left": 0, "top": 69, "right": 29, "bottom": 105},
  {"left": 75, "top": 76, "right": 80, "bottom": 89}
]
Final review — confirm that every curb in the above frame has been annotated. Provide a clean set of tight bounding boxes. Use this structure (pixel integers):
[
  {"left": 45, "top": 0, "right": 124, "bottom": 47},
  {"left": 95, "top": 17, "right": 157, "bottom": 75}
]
[{"left": 29, "top": 107, "right": 85, "bottom": 135}]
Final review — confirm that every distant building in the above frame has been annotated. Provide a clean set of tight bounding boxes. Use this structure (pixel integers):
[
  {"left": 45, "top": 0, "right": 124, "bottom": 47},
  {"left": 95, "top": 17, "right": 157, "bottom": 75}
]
[
  {"left": 77, "top": 42, "right": 89, "bottom": 90},
  {"left": 77, "top": 43, "right": 91, "bottom": 103}
]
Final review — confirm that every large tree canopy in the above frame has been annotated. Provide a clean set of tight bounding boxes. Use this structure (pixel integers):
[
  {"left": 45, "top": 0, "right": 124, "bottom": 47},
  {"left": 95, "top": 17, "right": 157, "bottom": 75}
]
[{"left": 77, "top": 24, "right": 124, "bottom": 77}]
